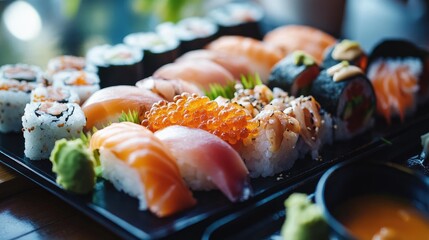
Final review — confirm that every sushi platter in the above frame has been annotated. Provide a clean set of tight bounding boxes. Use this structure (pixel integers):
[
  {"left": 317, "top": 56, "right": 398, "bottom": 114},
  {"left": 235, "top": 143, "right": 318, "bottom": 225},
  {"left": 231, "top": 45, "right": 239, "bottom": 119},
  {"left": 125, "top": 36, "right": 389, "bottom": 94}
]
[{"left": 1, "top": 2, "right": 429, "bottom": 239}]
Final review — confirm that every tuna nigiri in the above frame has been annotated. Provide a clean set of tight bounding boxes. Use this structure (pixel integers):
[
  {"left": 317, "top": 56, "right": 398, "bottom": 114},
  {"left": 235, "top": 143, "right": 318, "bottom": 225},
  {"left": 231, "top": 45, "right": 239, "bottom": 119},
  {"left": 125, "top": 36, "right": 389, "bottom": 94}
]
[
  {"left": 264, "top": 25, "right": 336, "bottom": 64},
  {"left": 90, "top": 122, "right": 196, "bottom": 217},
  {"left": 81, "top": 86, "right": 163, "bottom": 130},
  {"left": 176, "top": 49, "right": 252, "bottom": 80},
  {"left": 153, "top": 59, "right": 234, "bottom": 90},
  {"left": 206, "top": 36, "right": 282, "bottom": 82},
  {"left": 154, "top": 125, "right": 252, "bottom": 202}
]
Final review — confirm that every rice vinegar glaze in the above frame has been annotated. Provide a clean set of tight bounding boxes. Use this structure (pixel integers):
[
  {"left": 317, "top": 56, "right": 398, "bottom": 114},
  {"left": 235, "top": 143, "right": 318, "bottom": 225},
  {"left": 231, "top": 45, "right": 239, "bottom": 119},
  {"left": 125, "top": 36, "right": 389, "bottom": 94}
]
[{"left": 335, "top": 195, "right": 429, "bottom": 240}]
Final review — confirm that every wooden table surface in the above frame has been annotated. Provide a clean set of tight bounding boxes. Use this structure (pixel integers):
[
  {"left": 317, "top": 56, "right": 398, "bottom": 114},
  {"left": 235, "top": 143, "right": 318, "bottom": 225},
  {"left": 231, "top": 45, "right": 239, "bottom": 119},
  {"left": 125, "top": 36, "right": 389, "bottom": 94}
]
[{"left": 0, "top": 163, "right": 120, "bottom": 240}]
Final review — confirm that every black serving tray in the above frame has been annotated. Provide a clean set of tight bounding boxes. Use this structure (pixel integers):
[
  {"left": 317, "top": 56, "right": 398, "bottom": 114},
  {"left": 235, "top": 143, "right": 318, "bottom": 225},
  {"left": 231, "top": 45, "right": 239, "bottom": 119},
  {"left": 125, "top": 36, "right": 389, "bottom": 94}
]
[
  {"left": 203, "top": 117, "right": 429, "bottom": 240},
  {"left": 1, "top": 107, "right": 429, "bottom": 239}
]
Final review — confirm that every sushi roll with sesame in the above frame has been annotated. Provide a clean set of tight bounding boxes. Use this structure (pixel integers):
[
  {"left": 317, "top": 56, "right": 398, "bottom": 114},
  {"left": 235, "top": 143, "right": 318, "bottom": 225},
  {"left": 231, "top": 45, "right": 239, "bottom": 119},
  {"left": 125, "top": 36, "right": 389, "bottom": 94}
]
[
  {"left": 268, "top": 51, "right": 320, "bottom": 97},
  {"left": 310, "top": 61, "right": 376, "bottom": 140},
  {"left": 86, "top": 44, "right": 143, "bottom": 88},
  {"left": 322, "top": 39, "right": 368, "bottom": 71},
  {"left": 0, "top": 64, "right": 44, "bottom": 83},
  {"left": 156, "top": 18, "right": 218, "bottom": 55},
  {"left": 0, "top": 79, "right": 38, "bottom": 133},
  {"left": 367, "top": 40, "right": 426, "bottom": 123},
  {"left": 22, "top": 101, "right": 85, "bottom": 160},
  {"left": 208, "top": 2, "right": 263, "bottom": 40},
  {"left": 46, "top": 55, "right": 97, "bottom": 81},
  {"left": 124, "top": 32, "right": 179, "bottom": 77},
  {"left": 31, "top": 85, "right": 80, "bottom": 104},
  {"left": 52, "top": 70, "right": 100, "bottom": 103}
]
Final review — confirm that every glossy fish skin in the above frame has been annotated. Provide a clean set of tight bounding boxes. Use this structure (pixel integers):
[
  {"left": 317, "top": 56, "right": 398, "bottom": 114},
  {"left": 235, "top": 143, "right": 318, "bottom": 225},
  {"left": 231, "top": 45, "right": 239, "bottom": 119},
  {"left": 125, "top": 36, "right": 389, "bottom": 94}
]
[
  {"left": 154, "top": 125, "right": 252, "bottom": 202},
  {"left": 90, "top": 122, "right": 196, "bottom": 217}
]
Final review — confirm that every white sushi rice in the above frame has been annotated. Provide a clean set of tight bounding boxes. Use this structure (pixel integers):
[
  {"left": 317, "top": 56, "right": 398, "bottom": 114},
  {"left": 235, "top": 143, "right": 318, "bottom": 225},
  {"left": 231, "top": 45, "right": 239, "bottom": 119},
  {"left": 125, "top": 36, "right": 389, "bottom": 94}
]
[
  {"left": 175, "top": 159, "right": 216, "bottom": 191},
  {"left": 0, "top": 79, "right": 36, "bottom": 133},
  {"left": 86, "top": 44, "right": 143, "bottom": 67},
  {"left": 52, "top": 70, "right": 100, "bottom": 103},
  {"left": 239, "top": 110, "right": 300, "bottom": 178},
  {"left": 100, "top": 148, "right": 147, "bottom": 210},
  {"left": 22, "top": 102, "right": 85, "bottom": 160},
  {"left": 124, "top": 32, "right": 179, "bottom": 54}
]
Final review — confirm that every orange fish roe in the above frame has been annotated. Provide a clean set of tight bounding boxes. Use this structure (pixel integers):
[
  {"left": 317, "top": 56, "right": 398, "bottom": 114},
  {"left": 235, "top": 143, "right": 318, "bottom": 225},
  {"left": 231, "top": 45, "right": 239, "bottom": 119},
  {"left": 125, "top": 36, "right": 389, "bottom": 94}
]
[{"left": 142, "top": 93, "right": 258, "bottom": 145}]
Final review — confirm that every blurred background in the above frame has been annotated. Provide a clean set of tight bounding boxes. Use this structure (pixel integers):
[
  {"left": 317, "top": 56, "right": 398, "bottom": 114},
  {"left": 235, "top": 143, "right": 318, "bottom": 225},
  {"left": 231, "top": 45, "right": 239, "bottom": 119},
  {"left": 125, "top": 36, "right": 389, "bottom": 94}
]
[{"left": 0, "top": 0, "right": 428, "bottom": 67}]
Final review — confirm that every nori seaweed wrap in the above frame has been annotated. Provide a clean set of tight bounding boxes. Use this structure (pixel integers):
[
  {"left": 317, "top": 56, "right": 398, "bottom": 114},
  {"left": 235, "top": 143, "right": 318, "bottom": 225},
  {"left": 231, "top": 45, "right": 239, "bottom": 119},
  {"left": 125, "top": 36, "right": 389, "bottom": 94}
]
[
  {"left": 86, "top": 44, "right": 143, "bottom": 88},
  {"left": 268, "top": 51, "right": 320, "bottom": 97},
  {"left": 124, "top": 32, "right": 179, "bottom": 78},
  {"left": 367, "top": 39, "right": 426, "bottom": 122},
  {"left": 156, "top": 18, "right": 219, "bottom": 56},
  {"left": 208, "top": 2, "right": 263, "bottom": 40},
  {"left": 322, "top": 39, "right": 368, "bottom": 71},
  {"left": 311, "top": 61, "right": 376, "bottom": 139}
]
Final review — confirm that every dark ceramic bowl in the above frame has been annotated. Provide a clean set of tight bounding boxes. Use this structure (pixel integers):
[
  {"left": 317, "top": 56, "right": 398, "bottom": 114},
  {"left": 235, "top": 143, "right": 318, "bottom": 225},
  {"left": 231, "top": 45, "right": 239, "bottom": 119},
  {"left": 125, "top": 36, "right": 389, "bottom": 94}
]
[{"left": 315, "top": 161, "right": 429, "bottom": 240}]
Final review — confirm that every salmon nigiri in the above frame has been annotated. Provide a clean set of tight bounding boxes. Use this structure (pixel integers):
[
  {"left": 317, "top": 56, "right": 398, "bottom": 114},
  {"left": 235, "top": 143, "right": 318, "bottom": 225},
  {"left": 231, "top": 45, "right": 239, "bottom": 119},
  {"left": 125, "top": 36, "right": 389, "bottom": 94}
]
[
  {"left": 206, "top": 36, "right": 282, "bottom": 82},
  {"left": 154, "top": 125, "right": 252, "bottom": 202},
  {"left": 264, "top": 25, "right": 336, "bottom": 64},
  {"left": 90, "top": 122, "right": 196, "bottom": 217},
  {"left": 176, "top": 49, "right": 253, "bottom": 80},
  {"left": 153, "top": 59, "right": 234, "bottom": 90},
  {"left": 81, "top": 86, "right": 163, "bottom": 130}
]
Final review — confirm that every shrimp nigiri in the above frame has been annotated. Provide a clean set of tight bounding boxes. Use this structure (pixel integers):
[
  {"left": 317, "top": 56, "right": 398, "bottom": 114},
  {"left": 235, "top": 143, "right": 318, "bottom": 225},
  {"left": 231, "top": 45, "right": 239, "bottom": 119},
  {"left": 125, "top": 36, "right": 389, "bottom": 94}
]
[{"left": 90, "top": 122, "right": 196, "bottom": 217}]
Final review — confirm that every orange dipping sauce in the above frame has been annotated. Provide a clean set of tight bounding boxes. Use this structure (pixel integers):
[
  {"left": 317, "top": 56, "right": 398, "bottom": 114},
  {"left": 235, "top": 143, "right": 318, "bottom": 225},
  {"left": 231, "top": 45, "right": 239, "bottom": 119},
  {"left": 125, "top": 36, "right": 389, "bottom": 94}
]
[{"left": 335, "top": 195, "right": 429, "bottom": 240}]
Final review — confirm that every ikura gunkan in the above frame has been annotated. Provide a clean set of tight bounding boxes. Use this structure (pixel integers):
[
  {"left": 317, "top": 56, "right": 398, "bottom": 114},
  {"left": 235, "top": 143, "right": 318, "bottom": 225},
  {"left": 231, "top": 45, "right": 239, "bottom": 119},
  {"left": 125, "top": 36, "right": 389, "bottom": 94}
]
[
  {"left": 310, "top": 61, "right": 376, "bottom": 140},
  {"left": 268, "top": 51, "right": 320, "bottom": 97}
]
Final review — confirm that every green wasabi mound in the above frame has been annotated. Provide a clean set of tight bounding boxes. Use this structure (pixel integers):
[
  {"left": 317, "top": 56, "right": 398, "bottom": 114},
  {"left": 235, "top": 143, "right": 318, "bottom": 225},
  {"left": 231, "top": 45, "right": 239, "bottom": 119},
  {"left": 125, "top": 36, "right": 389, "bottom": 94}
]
[
  {"left": 50, "top": 138, "right": 96, "bottom": 194},
  {"left": 281, "top": 193, "right": 329, "bottom": 240}
]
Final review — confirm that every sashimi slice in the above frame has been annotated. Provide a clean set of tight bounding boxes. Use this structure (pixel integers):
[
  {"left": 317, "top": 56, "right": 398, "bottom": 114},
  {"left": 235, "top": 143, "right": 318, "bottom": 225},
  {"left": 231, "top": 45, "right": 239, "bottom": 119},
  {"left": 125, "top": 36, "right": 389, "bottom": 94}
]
[
  {"left": 206, "top": 36, "right": 282, "bottom": 82},
  {"left": 153, "top": 59, "right": 234, "bottom": 90},
  {"left": 176, "top": 49, "right": 252, "bottom": 80},
  {"left": 136, "top": 77, "right": 203, "bottom": 102},
  {"left": 82, "top": 86, "right": 163, "bottom": 130},
  {"left": 90, "top": 122, "right": 196, "bottom": 217},
  {"left": 154, "top": 125, "right": 252, "bottom": 202}
]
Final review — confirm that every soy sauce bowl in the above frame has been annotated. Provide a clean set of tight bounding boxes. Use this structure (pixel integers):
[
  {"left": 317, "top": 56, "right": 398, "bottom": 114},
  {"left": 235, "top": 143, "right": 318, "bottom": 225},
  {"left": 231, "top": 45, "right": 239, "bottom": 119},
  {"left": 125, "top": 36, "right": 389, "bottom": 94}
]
[{"left": 315, "top": 161, "right": 429, "bottom": 240}]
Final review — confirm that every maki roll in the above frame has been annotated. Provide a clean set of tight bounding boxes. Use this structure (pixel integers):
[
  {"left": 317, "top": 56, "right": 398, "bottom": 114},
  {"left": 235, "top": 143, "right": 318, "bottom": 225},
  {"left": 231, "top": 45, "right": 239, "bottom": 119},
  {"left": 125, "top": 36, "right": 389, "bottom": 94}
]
[
  {"left": 310, "top": 61, "right": 376, "bottom": 140},
  {"left": 0, "top": 79, "right": 37, "bottom": 133},
  {"left": 52, "top": 70, "right": 100, "bottom": 103},
  {"left": 268, "top": 51, "right": 320, "bottom": 96},
  {"left": 22, "top": 101, "right": 85, "bottom": 160},
  {"left": 208, "top": 2, "right": 264, "bottom": 40},
  {"left": 421, "top": 49, "right": 429, "bottom": 102},
  {"left": 86, "top": 44, "right": 143, "bottom": 88},
  {"left": 123, "top": 32, "right": 179, "bottom": 77},
  {"left": 367, "top": 40, "right": 425, "bottom": 123},
  {"left": 46, "top": 55, "right": 97, "bottom": 80},
  {"left": 0, "top": 63, "right": 44, "bottom": 83},
  {"left": 31, "top": 86, "right": 80, "bottom": 104},
  {"left": 157, "top": 18, "right": 218, "bottom": 55},
  {"left": 322, "top": 39, "right": 368, "bottom": 71}
]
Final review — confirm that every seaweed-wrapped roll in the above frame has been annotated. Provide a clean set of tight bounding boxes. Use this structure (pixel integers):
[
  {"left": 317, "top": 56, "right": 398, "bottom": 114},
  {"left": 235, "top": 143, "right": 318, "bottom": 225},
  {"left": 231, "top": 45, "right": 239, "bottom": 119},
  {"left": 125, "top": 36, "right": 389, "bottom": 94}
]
[
  {"left": 156, "top": 18, "right": 218, "bottom": 55},
  {"left": 208, "top": 2, "right": 263, "bottom": 40},
  {"left": 322, "top": 39, "right": 368, "bottom": 71},
  {"left": 22, "top": 101, "right": 85, "bottom": 160},
  {"left": 268, "top": 51, "right": 320, "bottom": 96},
  {"left": 367, "top": 40, "right": 426, "bottom": 123},
  {"left": 124, "top": 32, "right": 179, "bottom": 77},
  {"left": 31, "top": 85, "right": 80, "bottom": 104},
  {"left": 86, "top": 44, "right": 143, "bottom": 88},
  {"left": 310, "top": 61, "right": 376, "bottom": 140}
]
